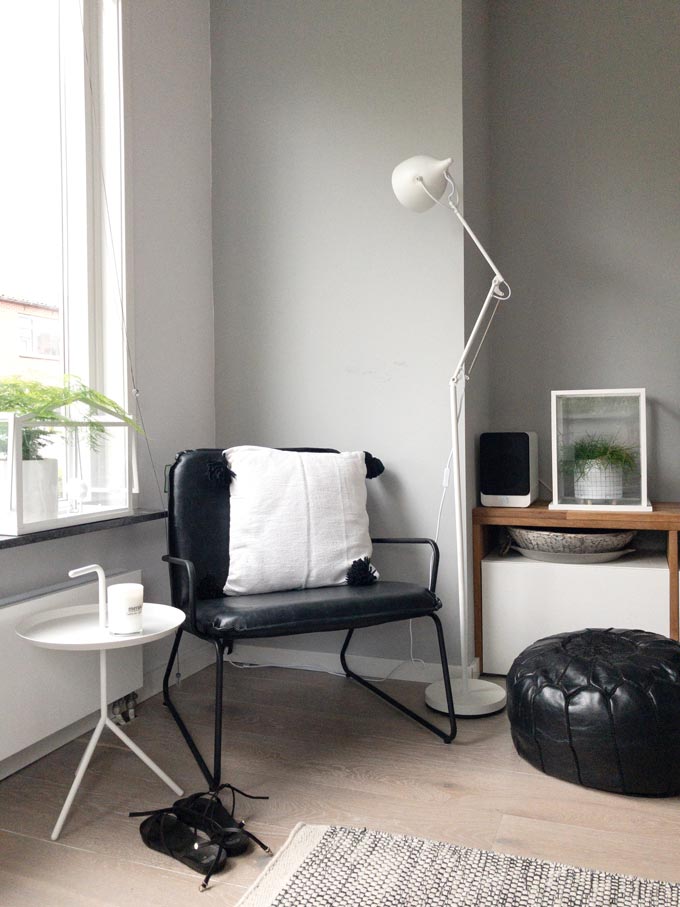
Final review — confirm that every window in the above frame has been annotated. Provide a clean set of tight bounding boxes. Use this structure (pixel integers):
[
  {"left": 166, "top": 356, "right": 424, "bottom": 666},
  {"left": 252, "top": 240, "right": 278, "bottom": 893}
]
[
  {"left": 0, "top": 0, "right": 127, "bottom": 403},
  {"left": 0, "top": 0, "right": 134, "bottom": 532},
  {"left": 17, "top": 313, "right": 62, "bottom": 361}
]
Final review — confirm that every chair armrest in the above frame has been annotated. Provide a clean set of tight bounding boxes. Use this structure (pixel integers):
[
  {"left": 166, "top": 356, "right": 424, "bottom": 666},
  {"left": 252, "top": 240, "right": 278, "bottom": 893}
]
[
  {"left": 371, "top": 537, "right": 440, "bottom": 593},
  {"left": 162, "top": 554, "right": 197, "bottom": 631}
]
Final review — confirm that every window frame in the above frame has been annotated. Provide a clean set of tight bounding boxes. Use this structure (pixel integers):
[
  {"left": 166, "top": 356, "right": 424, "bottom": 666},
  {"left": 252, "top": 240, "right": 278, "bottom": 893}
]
[{"left": 0, "top": 0, "right": 137, "bottom": 535}]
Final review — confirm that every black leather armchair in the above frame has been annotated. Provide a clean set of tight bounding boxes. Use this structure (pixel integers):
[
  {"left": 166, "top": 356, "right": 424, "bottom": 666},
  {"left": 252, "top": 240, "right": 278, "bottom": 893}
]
[{"left": 162, "top": 448, "right": 456, "bottom": 790}]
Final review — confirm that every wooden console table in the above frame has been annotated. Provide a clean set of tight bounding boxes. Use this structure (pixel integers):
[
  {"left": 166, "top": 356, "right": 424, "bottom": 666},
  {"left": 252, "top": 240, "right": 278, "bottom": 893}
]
[{"left": 472, "top": 502, "right": 680, "bottom": 665}]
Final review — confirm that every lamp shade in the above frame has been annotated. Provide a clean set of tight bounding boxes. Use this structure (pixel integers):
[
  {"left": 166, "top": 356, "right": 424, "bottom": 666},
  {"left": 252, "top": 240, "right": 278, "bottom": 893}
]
[{"left": 391, "top": 155, "right": 452, "bottom": 213}]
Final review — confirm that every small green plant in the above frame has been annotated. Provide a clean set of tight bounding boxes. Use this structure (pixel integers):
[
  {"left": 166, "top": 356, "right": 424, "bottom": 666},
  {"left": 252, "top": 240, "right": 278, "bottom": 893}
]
[
  {"left": 0, "top": 376, "right": 141, "bottom": 460},
  {"left": 568, "top": 434, "right": 637, "bottom": 480}
]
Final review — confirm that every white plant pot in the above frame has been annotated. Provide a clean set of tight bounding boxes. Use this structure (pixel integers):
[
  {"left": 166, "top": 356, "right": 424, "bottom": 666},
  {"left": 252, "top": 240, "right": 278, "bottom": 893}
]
[
  {"left": 22, "top": 459, "right": 59, "bottom": 523},
  {"left": 574, "top": 460, "right": 623, "bottom": 501}
]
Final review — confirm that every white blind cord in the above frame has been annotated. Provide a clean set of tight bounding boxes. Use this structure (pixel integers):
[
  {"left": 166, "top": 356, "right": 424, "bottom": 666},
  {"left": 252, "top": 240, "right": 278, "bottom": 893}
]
[{"left": 78, "top": 1, "right": 167, "bottom": 523}]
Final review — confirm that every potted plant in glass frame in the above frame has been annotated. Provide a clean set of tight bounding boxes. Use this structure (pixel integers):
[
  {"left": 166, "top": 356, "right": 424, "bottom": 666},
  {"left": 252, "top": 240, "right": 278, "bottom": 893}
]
[
  {"left": 550, "top": 388, "right": 650, "bottom": 512},
  {"left": 567, "top": 434, "right": 637, "bottom": 502},
  {"left": 0, "top": 376, "right": 141, "bottom": 531}
]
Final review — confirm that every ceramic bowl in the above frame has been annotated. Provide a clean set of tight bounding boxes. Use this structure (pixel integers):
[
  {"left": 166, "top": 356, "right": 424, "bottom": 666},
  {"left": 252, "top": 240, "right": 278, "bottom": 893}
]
[{"left": 507, "top": 527, "right": 636, "bottom": 554}]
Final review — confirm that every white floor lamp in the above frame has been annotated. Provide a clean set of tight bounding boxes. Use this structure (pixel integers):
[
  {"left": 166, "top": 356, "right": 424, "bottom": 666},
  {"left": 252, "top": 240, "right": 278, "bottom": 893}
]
[{"left": 392, "top": 155, "right": 510, "bottom": 717}]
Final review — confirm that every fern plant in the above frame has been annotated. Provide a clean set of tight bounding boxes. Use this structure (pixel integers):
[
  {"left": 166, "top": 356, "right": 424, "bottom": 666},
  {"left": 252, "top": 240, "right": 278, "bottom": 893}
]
[
  {"left": 569, "top": 434, "right": 637, "bottom": 480},
  {"left": 0, "top": 376, "right": 141, "bottom": 460}
]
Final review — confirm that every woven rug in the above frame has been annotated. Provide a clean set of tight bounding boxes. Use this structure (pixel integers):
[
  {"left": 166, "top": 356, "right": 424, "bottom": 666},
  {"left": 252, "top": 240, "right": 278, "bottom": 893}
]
[{"left": 235, "top": 824, "right": 680, "bottom": 907}]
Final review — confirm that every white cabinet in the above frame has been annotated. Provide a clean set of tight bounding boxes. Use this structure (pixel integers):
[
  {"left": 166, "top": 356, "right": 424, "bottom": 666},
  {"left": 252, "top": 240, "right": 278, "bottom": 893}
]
[{"left": 482, "top": 551, "right": 669, "bottom": 675}]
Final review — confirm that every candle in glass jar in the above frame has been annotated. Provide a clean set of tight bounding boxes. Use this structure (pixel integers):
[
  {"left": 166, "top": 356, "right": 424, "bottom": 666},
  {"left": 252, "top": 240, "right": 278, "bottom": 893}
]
[{"left": 107, "top": 583, "right": 144, "bottom": 634}]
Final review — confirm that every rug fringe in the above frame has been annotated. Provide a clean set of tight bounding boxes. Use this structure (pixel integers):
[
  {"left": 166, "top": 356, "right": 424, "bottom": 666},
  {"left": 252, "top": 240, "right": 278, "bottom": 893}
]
[{"left": 234, "top": 823, "right": 328, "bottom": 907}]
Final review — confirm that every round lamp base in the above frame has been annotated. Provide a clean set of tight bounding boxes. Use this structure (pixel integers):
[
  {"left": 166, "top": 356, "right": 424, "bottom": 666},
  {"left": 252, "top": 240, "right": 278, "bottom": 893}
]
[{"left": 425, "top": 677, "right": 506, "bottom": 717}]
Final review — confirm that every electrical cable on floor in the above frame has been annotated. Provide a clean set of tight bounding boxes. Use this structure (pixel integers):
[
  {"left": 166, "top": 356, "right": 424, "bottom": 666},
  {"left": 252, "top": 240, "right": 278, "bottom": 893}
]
[
  {"left": 434, "top": 448, "right": 453, "bottom": 545},
  {"left": 224, "top": 656, "right": 418, "bottom": 685}
]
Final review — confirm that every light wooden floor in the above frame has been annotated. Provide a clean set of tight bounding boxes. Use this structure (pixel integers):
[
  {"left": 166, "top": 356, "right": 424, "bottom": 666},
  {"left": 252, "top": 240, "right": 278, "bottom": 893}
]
[{"left": 2, "top": 663, "right": 680, "bottom": 906}]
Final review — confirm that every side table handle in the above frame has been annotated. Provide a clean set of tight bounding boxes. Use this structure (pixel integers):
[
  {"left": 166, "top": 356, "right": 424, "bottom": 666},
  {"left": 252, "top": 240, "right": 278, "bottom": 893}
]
[{"left": 69, "top": 564, "right": 108, "bottom": 629}]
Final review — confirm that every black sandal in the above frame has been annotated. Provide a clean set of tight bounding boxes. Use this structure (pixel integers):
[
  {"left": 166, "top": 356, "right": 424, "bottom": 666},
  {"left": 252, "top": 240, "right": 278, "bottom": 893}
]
[
  {"left": 174, "top": 783, "right": 272, "bottom": 857},
  {"left": 133, "top": 809, "right": 229, "bottom": 890}
]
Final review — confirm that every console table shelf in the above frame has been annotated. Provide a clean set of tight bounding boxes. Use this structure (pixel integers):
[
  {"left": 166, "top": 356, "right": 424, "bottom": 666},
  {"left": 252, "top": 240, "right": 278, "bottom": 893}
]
[{"left": 473, "top": 501, "right": 680, "bottom": 667}]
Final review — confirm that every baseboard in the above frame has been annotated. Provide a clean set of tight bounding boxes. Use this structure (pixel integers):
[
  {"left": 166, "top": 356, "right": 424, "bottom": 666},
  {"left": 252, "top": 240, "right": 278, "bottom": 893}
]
[
  {"left": 1, "top": 639, "right": 478, "bottom": 782},
  {"left": 138, "top": 641, "right": 215, "bottom": 703},
  {"left": 0, "top": 712, "right": 101, "bottom": 782},
  {"left": 229, "top": 642, "right": 480, "bottom": 684},
  {"left": 0, "top": 642, "right": 214, "bottom": 782},
  {"left": 140, "top": 637, "right": 481, "bottom": 696}
]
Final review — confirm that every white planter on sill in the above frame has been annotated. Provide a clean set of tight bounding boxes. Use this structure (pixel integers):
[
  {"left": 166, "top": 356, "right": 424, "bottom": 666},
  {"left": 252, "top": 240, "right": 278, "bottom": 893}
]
[
  {"left": 574, "top": 460, "right": 624, "bottom": 501},
  {"left": 21, "top": 459, "right": 59, "bottom": 524}
]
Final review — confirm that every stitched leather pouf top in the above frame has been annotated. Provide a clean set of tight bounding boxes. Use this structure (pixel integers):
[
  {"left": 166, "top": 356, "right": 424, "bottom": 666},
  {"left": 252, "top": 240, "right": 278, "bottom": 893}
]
[{"left": 507, "top": 628, "right": 680, "bottom": 796}]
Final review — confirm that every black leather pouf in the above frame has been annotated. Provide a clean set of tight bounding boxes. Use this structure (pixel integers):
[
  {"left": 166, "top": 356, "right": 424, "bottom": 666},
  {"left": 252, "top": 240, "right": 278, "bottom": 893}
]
[{"left": 507, "top": 628, "right": 680, "bottom": 796}]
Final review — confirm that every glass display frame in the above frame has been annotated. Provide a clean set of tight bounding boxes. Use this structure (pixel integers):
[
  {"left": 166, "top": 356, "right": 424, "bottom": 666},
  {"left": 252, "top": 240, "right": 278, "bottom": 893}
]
[
  {"left": 0, "top": 411, "right": 134, "bottom": 535},
  {"left": 550, "top": 388, "right": 651, "bottom": 512}
]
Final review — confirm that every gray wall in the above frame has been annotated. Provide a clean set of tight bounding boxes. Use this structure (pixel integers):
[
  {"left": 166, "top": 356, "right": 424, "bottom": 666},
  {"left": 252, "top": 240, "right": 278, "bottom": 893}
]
[
  {"left": 487, "top": 0, "right": 680, "bottom": 500},
  {"left": 15, "top": 0, "right": 676, "bottom": 686},
  {"left": 211, "top": 0, "right": 470, "bottom": 662},
  {"left": 461, "top": 1, "right": 492, "bottom": 600},
  {"left": 0, "top": 0, "right": 215, "bottom": 681}
]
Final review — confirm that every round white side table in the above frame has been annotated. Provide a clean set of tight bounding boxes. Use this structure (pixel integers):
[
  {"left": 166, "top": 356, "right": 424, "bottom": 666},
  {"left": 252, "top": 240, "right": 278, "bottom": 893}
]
[{"left": 16, "top": 600, "right": 185, "bottom": 840}]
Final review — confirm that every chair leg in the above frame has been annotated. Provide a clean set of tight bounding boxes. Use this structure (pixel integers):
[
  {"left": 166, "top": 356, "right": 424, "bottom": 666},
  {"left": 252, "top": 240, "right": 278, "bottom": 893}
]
[
  {"left": 212, "top": 639, "right": 225, "bottom": 789},
  {"left": 162, "top": 628, "right": 224, "bottom": 789},
  {"left": 339, "top": 616, "right": 457, "bottom": 743}
]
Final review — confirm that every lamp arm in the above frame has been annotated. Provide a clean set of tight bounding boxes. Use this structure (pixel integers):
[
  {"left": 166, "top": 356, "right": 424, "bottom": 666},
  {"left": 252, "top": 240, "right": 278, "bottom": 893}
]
[
  {"left": 415, "top": 168, "right": 508, "bottom": 288},
  {"left": 451, "top": 279, "right": 502, "bottom": 384},
  {"left": 447, "top": 200, "right": 505, "bottom": 286},
  {"left": 438, "top": 178, "right": 510, "bottom": 383}
]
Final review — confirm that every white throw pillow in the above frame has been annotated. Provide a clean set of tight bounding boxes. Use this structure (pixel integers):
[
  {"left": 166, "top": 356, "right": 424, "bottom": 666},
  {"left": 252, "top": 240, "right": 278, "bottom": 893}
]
[{"left": 223, "top": 446, "right": 375, "bottom": 596}]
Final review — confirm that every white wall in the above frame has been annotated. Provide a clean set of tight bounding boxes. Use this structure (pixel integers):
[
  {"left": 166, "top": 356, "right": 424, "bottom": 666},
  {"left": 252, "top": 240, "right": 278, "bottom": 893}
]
[
  {"left": 125, "top": 0, "right": 215, "bottom": 679},
  {"left": 211, "top": 0, "right": 470, "bottom": 663},
  {"left": 487, "top": 0, "right": 680, "bottom": 500},
  {"left": 0, "top": 0, "right": 215, "bottom": 689},
  {"left": 127, "top": 0, "right": 215, "bottom": 504}
]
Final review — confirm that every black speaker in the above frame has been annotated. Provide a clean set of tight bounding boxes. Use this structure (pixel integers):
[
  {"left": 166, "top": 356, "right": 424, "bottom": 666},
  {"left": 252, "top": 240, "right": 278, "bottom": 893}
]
[{"left": 479, "top": 432, "right": 538, "bottom": 507}]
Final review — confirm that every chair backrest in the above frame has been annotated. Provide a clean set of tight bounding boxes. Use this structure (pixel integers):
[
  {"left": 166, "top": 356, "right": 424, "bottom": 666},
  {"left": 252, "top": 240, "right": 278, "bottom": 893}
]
[
  {"left": 166, "top": 447, "right": 344, "bottom": 607},
  {"left": 167, "top": 449, "right": 232, "bottom": 606}
]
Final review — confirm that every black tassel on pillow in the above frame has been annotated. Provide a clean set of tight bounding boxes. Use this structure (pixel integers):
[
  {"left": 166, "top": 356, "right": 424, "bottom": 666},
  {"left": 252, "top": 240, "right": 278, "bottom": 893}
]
[
  {"left": 207, "top": 460, "right": 235, "bottom": 486},
  {"left": 364, "top": 452, "right": 385, "bottom": 479},
  {"left": 346, "top": 557, "right": 378, "bottom": 586}
]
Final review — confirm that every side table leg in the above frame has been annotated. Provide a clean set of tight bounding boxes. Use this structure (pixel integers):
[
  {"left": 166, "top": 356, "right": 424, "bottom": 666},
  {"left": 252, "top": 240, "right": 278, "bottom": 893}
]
[
  {"left": 51, "top": 650, "right": 181, "bottom": 842},
  {"left": 105, "top": 717, "right": 183, "bottom": 796},
  {"left": 51, "top": 716, "right": 106, "bottom": 841}
]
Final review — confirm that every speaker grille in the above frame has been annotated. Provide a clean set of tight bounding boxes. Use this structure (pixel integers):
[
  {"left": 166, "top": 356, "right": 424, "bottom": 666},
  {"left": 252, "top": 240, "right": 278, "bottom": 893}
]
[{"left": 480, "top": 432, "right": 530, "bottom": 496}]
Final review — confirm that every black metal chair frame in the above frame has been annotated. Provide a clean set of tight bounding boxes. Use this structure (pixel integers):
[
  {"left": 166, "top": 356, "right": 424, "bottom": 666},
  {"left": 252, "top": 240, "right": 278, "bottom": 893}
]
[{"left": 162, "top": 453, "right": 457, "bottom": 792}]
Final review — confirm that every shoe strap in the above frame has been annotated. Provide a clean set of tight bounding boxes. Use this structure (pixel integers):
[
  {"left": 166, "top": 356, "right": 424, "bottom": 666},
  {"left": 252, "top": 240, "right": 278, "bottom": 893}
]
[
  {"left": 129, "top": 806, "right": 174, "bottom": 818},
  {"left": 213, "top": 782, "right": 269, "bottom": 821},
  {"left": 217, "top": 782, "right": 269, "bottom": 801},
  {"left": 199, "top": 839, "right": 226, "bottom": 892},
  {"left": 238, "top": 826, "right": 273, "bottom": 855}
]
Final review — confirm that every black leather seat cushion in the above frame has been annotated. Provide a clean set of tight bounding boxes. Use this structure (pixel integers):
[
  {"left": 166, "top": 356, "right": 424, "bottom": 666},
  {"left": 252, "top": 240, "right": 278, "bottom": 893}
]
[
  {"left": 507, "top": 628, "right": 680, "bottom": 796},
  {"left": 193, "top": 582, "right": 440, "bottom": 639}
]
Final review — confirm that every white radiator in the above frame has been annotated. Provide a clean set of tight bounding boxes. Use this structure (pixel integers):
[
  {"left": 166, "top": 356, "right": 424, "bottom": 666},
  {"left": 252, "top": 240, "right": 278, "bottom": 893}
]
[{"left": 0, "top": 571, "right": 143, "bottom": 779}]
